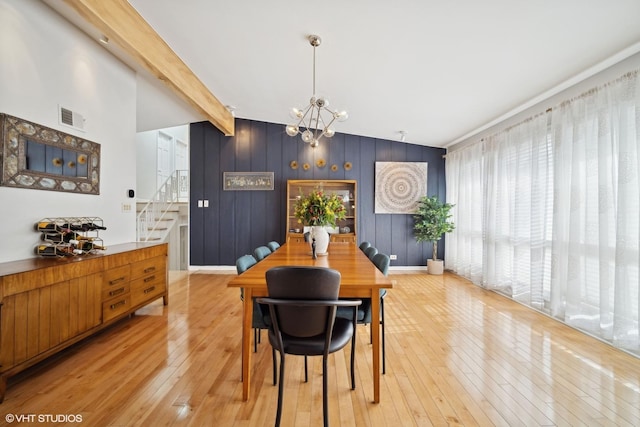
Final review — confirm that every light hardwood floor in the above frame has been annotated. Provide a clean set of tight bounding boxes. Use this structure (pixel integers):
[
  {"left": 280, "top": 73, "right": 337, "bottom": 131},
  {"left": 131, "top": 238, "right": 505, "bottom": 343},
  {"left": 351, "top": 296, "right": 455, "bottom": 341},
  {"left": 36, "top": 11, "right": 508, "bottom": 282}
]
[{"left": 2, "top": 271, "right": 639, "bottom": 426}]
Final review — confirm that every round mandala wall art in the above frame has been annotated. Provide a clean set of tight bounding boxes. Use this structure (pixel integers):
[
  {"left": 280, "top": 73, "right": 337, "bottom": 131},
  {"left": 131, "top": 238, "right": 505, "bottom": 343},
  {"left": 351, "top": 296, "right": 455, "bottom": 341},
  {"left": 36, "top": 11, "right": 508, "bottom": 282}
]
[{"left": 374, "top": 161, "right": 428, "bottom": 214}]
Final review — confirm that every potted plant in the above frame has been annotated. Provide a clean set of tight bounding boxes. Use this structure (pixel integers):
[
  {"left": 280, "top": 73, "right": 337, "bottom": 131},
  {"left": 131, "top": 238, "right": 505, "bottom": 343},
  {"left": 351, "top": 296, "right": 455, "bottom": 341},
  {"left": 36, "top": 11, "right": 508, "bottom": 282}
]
[
  {"left": 294, "top": 188, "right": 346, "bottom": 255},
  {"left": 413, "top": 195, "right": 455, "bottom": 274}
]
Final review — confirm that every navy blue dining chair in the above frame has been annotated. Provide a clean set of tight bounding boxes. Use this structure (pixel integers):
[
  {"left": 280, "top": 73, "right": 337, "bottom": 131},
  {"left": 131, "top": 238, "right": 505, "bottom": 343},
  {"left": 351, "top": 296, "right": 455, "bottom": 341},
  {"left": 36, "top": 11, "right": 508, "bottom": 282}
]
[{"left": 258, "top": 266, "right": 361, "bottom": 427}]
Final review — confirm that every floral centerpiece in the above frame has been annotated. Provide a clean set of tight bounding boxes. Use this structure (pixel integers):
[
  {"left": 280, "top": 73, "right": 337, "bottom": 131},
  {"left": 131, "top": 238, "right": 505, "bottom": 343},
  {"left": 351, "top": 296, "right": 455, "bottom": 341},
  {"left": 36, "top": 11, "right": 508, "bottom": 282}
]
[{"left": 294, "top": 188, "right": 346, "bottom": 227}]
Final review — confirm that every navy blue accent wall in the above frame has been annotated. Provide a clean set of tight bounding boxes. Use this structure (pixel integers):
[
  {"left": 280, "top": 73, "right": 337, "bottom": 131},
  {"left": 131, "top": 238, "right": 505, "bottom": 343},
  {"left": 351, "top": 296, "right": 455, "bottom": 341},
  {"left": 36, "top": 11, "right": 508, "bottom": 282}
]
[{"left": 190, "top": 118, "right": 446, "bottom": 266}]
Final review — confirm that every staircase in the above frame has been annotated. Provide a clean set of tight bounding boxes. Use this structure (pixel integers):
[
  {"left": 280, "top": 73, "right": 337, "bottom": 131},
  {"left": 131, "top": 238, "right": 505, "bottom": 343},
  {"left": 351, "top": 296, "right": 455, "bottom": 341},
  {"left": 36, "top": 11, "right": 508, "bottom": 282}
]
[
  {"left": 136, "top": 170, "right": 188, "bottom": 243},
  {"left": 136, "top": 203, "right": 183, "bottom": 242}
]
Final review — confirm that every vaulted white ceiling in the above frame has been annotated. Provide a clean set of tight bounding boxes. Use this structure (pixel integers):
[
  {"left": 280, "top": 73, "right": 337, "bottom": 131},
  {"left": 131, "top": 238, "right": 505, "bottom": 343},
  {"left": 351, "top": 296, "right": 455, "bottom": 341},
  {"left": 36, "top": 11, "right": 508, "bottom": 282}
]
[{"left": 46, "top": 0, "right": 640, "bottom": 147}]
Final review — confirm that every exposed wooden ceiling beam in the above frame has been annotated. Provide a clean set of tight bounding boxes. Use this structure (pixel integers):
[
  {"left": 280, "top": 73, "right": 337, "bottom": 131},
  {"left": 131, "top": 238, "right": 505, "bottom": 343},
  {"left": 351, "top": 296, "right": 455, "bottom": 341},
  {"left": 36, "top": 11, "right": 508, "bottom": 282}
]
[{"left": 63, "top": 0, "right": 234, "bottom": 136}]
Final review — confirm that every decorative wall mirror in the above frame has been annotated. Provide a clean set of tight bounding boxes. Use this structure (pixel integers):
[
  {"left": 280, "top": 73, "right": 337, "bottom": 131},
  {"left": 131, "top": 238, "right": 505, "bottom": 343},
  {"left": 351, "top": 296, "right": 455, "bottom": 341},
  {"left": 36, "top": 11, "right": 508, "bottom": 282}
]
[{"left": 0, "top": 114, "right": 100, "bottom": 194}]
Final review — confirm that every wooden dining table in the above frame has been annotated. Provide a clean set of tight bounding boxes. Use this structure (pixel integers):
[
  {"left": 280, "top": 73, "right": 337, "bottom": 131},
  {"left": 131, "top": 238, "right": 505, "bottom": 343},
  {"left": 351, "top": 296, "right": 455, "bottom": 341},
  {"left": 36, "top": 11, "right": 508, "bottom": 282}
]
[{"left": 227, "top": 241, "right": 393, "bottom": 403}]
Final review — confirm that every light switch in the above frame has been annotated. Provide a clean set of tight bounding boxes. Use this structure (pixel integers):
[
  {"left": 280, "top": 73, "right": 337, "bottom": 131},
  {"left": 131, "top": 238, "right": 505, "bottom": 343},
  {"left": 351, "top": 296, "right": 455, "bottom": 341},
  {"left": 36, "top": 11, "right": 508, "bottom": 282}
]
[
  {"left": 197, "top": 200, "right": 203, "bottom": 208},
  {"left": 204, "top": 200, "right": 209, "bottom": 207}
]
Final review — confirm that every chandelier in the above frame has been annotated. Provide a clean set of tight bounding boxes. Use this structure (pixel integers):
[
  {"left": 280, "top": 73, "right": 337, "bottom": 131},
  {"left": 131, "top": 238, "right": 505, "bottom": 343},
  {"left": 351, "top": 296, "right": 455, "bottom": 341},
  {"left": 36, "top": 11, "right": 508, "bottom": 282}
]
[{"left": 285, "top": 35, "right": 348, "bottom": 148}]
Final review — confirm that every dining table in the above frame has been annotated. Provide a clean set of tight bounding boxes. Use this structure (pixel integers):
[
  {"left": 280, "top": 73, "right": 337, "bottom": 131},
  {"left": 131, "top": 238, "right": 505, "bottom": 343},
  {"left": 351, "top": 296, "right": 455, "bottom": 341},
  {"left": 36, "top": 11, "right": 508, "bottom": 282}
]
[{"left": 227, "top": 241, "right": 393, "bottom": 403}]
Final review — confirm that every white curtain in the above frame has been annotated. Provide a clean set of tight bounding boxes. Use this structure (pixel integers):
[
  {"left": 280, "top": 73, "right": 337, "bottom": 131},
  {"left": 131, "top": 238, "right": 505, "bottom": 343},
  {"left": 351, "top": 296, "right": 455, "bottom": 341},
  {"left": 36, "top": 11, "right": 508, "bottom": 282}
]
[
  {"left": 446, "top": 70, "right": 640, "bottom": 354},
  {"left": 550, "top": 72, "right": 640, "bottom": 350},
  {"left": 445, "top": 142, "right": 484, "bottom": 285},
  {"left": 481, "top": 114, "right": 553, "bottom": 307}
]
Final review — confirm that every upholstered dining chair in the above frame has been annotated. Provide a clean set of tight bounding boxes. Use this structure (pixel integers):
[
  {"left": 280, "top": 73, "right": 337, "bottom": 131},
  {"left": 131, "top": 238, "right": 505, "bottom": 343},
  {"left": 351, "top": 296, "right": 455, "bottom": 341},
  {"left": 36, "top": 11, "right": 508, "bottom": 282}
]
[
  {"left": 266, "top": 241, "right": 281, "bottom": 252},
  {"left": 253, "top": 245, "right": 272, "bottom": 261},
  {"left": 236, "top": 254, "right": 269, "bottom": 353},
  {"left": 359, "top": 241, "right": 371, "bottom": 252},
  {"left": 364, "top": 245, "right": 378, "bottom": 260},
  {"left": 258, "top": 266, "right": 361, "bottom": 427}
]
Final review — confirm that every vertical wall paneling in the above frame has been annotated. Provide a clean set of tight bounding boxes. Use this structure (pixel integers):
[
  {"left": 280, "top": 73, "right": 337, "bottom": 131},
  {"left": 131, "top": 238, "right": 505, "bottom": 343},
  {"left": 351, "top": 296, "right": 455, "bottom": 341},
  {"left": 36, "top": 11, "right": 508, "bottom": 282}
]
[
  {"left": 203, "top": 124, "right": 222, "bottom": 265},
  {"left": 219, "top": 122, "right": 240, "bottom": 264},
  {"left": 189, "top": 122, "right": 205, "bottom": 265},
  {"left": 357, "top": 137, "right": 377, "bottom": 249},
  {"left": 249, "top": 121, "right": 268, "bottom": 246},
  {"left": 374, "top": 138, "right": 392, "bottom": 258},
  {"left": 389, "top": 141, "right": 409, "bottom": 265},
  {"left": 266, "top": 123, "right": 285, "bottom": 241},
  {"left": 189, "top": 118, "right": 446, "bottom": 266}
]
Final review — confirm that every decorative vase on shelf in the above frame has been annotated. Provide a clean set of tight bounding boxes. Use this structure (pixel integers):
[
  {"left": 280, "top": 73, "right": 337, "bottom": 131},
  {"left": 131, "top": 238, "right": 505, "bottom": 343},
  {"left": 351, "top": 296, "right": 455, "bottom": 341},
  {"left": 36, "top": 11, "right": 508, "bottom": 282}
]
[{"left": 309, "top": 226, "right": 330, "bottom": 256}]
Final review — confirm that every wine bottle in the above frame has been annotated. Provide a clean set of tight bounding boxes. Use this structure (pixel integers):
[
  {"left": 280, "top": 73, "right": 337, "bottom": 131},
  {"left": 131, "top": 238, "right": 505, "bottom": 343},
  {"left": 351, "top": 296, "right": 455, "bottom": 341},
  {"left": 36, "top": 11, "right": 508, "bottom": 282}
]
[
  {"left": 62, "top": 222, "right": 106, "bottom": 232},
  {"left": 60, "top": 223, "right": 83, "bottom": 231},
  {"left": 34, "top": 222, "right": 61, "bottom": 232},
  {"left": 34, "top": 244, "right": 82, "bottom": 257},
  {"left": 40, "top": 231, "right": 94, "bottom": 243},
  {"left": 75, "top": 241, "right": 106, "bottom": 252},
  {"left": 79, "top": 222, "right": 107, "bottom": 231}
]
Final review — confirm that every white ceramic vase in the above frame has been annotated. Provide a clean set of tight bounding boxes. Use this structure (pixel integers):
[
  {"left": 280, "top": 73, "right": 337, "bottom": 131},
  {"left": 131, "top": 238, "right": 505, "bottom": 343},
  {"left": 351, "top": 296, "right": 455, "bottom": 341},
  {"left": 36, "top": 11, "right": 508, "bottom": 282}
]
[{"left": 309, "top": 226, "right": 330, "bottom": 255}]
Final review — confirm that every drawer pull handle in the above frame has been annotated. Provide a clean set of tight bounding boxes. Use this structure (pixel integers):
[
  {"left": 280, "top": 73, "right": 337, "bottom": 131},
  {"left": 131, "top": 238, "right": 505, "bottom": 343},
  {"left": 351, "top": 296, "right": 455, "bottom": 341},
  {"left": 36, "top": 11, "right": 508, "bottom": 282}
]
[
  {"left": 109, "top": 287, "right": 125, "bottom": 297},
  {"left": 109, "top": 277, "right": 125, "bottom": 286},
  {"left": 110, "top": 300, "right": 126, "bottom": 310},
  {"left": 143, "top": 286, "right": 156, "bottom": 294},
  {"left": 143, "top": 267, "right": 156, "bottom": 274},
  {"left": 144, "top": 275, "right": 156, "bottom": 283}
]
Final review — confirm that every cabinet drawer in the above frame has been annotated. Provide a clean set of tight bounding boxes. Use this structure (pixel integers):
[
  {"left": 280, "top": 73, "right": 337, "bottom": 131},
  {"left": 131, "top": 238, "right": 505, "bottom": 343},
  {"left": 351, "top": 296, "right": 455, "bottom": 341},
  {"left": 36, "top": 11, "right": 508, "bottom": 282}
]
[
  {"left": 130, "top": 256, "right": 165, "bottom": 280},
  {"left": 102, "top": 282, "right": 130, "bottom": 301},
  {"left": 103, "top": 265, "right": 130, "bottom": 291},
  {"left": 130, "top": 274, "right": 166, "bottom": 306},
  {"left": 102, "top": 295, "right": 131, "bottom": 322},
  {"left": 330, "top": 233, "right": 356, "bottom": 243}
]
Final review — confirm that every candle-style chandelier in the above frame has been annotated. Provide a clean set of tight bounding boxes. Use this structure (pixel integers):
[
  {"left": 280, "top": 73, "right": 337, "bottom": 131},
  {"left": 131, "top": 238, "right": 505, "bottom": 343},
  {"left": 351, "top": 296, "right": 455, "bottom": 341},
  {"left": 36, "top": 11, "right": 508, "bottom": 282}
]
[{"left": 285, "top": 35, "right": 348, "bottom": 148}]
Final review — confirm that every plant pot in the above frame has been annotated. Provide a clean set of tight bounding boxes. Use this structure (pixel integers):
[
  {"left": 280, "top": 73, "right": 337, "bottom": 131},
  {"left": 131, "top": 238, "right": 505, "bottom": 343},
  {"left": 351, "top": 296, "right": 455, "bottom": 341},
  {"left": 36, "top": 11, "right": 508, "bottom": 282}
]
[{"left": 427, "top": 259, "right": 444, "bottom": 275}]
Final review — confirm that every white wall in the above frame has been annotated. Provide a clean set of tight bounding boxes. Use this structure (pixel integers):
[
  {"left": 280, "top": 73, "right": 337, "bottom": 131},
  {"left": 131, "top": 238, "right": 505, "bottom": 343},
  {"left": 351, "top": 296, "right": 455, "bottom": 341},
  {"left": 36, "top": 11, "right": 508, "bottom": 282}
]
[
  {"left": 135, "top": 130, "right": 157, "bottom": 201},
  {"left": 0, "top": 0, "right": 137, "bottom": 263},
  {"left": 135, "top": 125, "right": 189, "bottom": 200},
  {"left": 448, "top": 49, "right": 640, "bottom": 152}
]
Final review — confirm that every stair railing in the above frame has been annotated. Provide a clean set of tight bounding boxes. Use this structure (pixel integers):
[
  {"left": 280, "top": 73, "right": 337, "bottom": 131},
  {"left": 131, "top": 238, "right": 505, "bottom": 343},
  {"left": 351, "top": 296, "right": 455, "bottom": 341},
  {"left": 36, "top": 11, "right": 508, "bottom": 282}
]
[{"left": 136, "top": 169, "right": 188, "bottom": 241}]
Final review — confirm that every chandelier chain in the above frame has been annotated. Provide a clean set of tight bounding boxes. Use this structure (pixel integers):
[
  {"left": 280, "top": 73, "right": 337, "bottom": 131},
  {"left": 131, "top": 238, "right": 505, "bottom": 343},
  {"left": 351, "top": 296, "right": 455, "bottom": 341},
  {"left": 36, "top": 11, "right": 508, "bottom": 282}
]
[{"left": 285, "top": 34, "right": 348, "bottom": 148}]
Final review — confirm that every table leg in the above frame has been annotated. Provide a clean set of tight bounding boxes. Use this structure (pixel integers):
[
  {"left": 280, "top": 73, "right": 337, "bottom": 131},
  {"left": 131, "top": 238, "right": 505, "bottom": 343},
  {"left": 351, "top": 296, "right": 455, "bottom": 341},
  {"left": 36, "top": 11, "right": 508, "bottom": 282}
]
[
  {"left": 370, "top": 288, "right": 381, "bottom": 403},
  {"left": 241, "top": 288, "right": 253, "bottom": 401}
]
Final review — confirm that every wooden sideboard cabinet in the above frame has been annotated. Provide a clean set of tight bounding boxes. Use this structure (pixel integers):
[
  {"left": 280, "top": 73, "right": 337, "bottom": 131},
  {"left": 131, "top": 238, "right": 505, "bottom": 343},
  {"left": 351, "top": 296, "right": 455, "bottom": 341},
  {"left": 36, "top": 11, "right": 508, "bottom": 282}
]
[{"left": 0, "top": 242, "right": 168, "bottom": 403}]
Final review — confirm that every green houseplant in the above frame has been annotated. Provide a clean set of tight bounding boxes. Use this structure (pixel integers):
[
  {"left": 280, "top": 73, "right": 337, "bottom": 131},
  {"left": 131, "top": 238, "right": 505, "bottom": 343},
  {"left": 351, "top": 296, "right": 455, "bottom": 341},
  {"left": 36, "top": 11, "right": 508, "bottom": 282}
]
[
  {"left": 293, "top": 188, "right": 346, "bottom": 227},
  {"left": 293, "top": 188, "right": 346, "bottom": 255},
  {"left": 413, "top": 195, "right": 455, "bottom": 274}
]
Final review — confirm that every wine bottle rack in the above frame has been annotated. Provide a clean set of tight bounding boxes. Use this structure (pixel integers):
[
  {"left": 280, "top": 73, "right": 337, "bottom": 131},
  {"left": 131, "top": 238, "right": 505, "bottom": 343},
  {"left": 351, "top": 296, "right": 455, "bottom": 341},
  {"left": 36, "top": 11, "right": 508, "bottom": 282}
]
[{"left": 34, "top": 216, "right": 106, "bottom": 257}]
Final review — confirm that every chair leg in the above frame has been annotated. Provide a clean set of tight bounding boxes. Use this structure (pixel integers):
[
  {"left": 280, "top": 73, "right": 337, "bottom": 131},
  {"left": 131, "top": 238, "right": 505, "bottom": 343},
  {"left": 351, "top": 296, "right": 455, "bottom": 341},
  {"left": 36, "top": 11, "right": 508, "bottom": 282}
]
[
  {"left": 350, "top": 321, "right": 356, "bottom": 390},
  {"left": 254, "top": 328, "right": 258, "bottom": 353},
  {"left": 275, "top": 352, "right": 286, "bottom": 427},
  {"left": 381, "top": 298, "right": 386, "bottom": 375},
  {"left": 272, "top": 347, "right": 277, "bottom": 386},
  {"left": 304, "top": 356, "right": 308, "bottom": 383},
  {"left": 322, "top": 355, "right": 329, "bottom": 427}
]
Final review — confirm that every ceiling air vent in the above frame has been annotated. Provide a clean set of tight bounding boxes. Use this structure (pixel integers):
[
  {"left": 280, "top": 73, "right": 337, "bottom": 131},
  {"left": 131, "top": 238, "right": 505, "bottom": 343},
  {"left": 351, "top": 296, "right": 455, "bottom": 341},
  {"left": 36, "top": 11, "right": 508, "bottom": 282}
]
[{"left": 59, "top": 106, "right": 85, "bottom": 131}]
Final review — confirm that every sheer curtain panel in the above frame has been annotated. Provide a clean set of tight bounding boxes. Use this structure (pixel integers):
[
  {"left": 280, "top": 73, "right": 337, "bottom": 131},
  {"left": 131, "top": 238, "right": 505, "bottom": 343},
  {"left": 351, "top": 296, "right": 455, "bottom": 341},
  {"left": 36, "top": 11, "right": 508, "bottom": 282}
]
[
  {"left": 446, "top": 70, "right": 640, "bottom": 355},
  {"left": 445, "top": 143, "right": 484, "bottom": 285},
  {"left": 550, "top": 71, "right": 640, "bottom": 350}
]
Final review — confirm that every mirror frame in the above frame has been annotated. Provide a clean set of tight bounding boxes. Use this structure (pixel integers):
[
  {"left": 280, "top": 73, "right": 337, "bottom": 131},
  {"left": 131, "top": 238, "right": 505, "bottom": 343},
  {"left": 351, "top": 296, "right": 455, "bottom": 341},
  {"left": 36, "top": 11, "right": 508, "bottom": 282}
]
[{"left": 0, "top": 114, "right": 100, "bottom": 195}]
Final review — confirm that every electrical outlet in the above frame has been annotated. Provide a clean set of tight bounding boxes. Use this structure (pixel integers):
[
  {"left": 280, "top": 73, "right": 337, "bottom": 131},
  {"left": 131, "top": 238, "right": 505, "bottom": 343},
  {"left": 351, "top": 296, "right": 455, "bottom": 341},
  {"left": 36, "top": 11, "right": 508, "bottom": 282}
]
[{"left": 390, "top": 254, "right": 397, "bottom": 260}]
